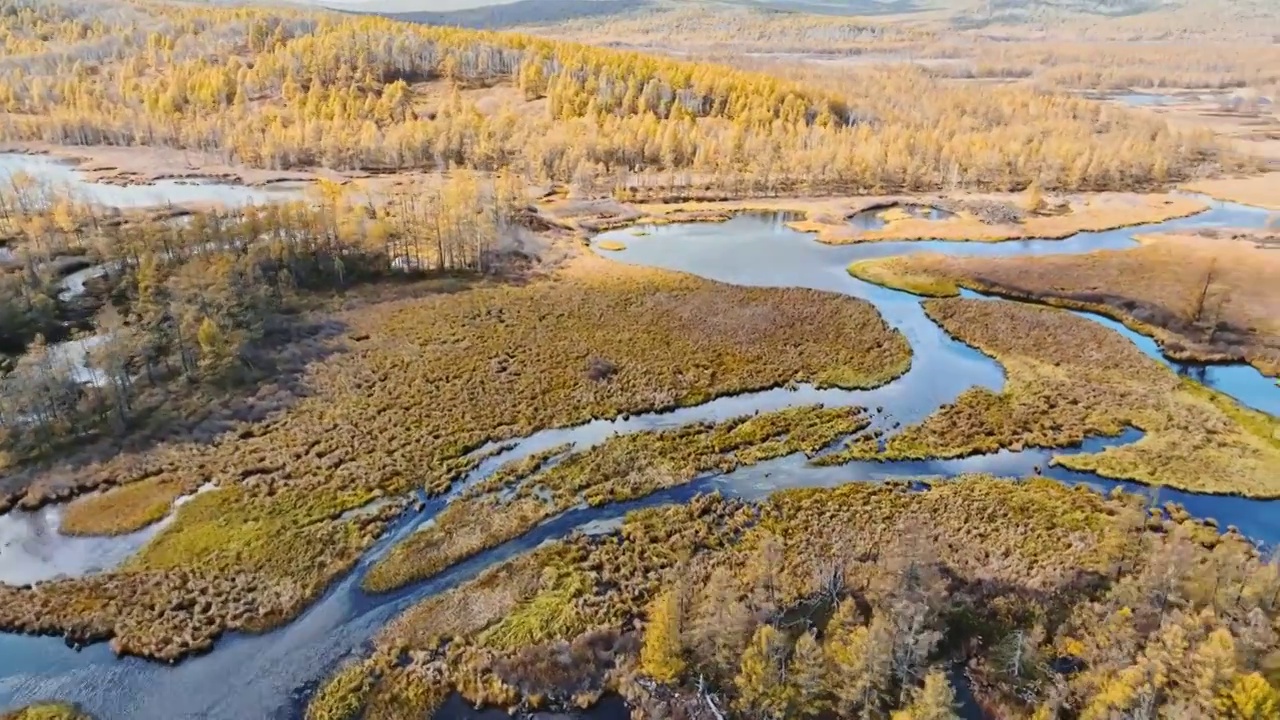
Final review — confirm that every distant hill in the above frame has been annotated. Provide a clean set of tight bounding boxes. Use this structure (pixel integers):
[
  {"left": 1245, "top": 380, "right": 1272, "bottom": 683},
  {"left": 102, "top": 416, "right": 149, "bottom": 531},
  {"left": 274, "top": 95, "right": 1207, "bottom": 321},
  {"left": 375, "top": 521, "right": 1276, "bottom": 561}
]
[
  {"left": 311, "top": 0, "right": 1273, "bottom": 33},
  {"left": 321, "top": 0, "right": 929, "bottom": 28},
  {"left": 377, "top": 0, "right": 653, "bottom": 29}
]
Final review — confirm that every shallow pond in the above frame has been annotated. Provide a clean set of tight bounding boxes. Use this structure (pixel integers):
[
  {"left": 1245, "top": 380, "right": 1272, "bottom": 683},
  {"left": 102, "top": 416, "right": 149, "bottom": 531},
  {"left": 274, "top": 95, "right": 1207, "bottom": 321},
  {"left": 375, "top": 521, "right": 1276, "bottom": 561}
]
[
  {"left": 0, "top": 154, "right": 302, "bottom": 209},
  {"left": 848, "top": 203, "right": 958, "bottom": 230},
  {"left": 1, "top": 197, "right": 1279, "bottom": 718}
]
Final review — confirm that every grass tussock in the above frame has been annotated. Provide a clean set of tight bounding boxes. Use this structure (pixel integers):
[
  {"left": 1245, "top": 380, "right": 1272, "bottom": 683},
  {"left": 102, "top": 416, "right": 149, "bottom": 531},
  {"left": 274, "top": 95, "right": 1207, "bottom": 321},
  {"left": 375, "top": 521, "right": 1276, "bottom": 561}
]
[
  {"left": 362, "top": 404, "right": 871, "bottom": 594},
  {"left": 821, "top": 299, "right": 1280, "bottom": 496},
  {"left": 317, "top": 475, "right": 1278, "bottom": 719},
  {"left": 595, "top": 240, "right": 628, "bottom": 251},
  {"left": 58, "top": 477, "right": 190, "bottom": 537},
  {"left": 848, "top": 230, "right": 1280, "bottom": 376},
  {"left": 0, "top": 260, "right": 908, "bottom": 661}
]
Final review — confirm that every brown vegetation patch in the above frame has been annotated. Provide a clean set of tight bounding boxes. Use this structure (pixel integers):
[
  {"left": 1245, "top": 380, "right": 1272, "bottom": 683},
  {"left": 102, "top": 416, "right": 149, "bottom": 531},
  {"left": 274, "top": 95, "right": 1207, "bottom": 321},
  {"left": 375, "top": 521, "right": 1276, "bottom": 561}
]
[
  {"left": 847, "top": 230, "right": 1280, "bottom": 376},
  {"left": 0, "top": 259, "right": 908, "bottom": 660},
  {"left": 315, "top": 475, "right": 1279, "bottom": 719},
  {"left": 1183, "top": 173, "right": 1280, "bottom": 210},
  {"left": 821, "top": 299, "right": 1280, "bottom": 496}
]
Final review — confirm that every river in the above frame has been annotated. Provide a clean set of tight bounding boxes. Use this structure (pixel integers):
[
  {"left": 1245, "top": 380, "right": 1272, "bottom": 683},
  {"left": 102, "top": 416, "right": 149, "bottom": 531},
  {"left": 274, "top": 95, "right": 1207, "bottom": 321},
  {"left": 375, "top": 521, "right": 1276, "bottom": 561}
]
[{"left": 0, "top": 194, "right": 1276, "bottom": 719}]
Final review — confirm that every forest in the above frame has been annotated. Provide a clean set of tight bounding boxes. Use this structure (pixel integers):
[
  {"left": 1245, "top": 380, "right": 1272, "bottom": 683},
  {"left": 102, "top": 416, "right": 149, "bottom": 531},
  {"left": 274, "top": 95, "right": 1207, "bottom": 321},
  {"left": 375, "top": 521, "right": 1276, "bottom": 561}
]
[
  {"left": 0, "top": 170, "right": 528, "bottom": 472},
  {"left": 0, "top": 0, "right": 1237, "bottom": 197}
]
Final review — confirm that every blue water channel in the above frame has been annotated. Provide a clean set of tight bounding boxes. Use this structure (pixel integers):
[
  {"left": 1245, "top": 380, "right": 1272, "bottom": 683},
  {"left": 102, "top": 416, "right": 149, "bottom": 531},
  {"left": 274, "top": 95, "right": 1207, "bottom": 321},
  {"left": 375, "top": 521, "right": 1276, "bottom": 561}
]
[{"left": 1, "top": 196, "right": 1277, "bottom": 718}]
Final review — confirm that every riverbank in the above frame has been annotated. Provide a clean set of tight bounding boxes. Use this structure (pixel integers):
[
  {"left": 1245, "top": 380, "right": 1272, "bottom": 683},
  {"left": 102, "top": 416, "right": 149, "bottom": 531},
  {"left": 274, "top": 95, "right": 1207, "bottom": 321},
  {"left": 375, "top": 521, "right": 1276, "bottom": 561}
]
[
  {"left": 1182, "top": 173, "right": 1280, "bottom": 210},
  {"left": 845, "top": 227, "right": 1280, "bottom": 378},
  {"left": 0, "top": 143, "right": 328, "bottom": 188},
  {"left": 546, "top": 191, "right": 1213, "bottom": 244}
]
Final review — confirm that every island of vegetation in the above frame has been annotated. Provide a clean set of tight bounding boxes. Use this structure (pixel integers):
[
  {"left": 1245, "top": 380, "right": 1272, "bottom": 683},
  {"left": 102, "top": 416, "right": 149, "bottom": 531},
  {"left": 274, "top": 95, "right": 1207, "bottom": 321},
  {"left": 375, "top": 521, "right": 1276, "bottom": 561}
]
[{"left": 847, "top": 229, "right": 1280, "bottom": 376}]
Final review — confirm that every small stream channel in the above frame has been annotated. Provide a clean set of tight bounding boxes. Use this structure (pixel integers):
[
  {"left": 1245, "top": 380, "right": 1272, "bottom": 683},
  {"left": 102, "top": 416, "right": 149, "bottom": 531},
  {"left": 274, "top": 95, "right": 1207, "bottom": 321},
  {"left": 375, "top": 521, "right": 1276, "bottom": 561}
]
[{"left": 0, "top": 192, "right": 1277, "bottom": 718}]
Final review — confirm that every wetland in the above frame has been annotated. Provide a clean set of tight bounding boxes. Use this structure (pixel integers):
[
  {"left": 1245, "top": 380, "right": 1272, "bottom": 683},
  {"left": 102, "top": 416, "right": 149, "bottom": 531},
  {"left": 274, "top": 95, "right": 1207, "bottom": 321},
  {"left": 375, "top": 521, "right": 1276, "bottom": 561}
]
[
  {"left": 2, "top": 2, "right": 1280, "bottom": 716},
  {"left": 1, "top": 186, "right": 1279, "bottom": 719}
]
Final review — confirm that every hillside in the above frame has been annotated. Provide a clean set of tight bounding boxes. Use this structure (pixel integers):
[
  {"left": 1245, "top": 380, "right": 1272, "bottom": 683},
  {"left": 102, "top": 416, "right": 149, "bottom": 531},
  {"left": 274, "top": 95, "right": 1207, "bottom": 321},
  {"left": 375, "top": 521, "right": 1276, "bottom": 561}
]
[{"left": 0, "top": 0, "right": 1227, "bottom": 197}]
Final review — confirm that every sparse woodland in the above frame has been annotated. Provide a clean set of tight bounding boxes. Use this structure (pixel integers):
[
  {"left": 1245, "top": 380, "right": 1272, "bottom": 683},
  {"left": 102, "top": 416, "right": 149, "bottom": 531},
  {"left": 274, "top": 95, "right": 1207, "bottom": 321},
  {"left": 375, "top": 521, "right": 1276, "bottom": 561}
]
[
  {"left": 0, "top": 171, "right": 529, "bottom": 465},
  {"left": 309, "top": 479, "right": 1280, "bottom": 720}
]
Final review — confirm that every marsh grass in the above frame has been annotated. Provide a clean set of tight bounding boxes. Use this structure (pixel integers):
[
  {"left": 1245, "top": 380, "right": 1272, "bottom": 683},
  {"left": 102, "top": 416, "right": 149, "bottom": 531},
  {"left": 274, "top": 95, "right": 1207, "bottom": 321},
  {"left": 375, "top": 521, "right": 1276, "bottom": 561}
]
[
  {"left": 847, "top": 258, "right": 960, "bottom": 297},
  {"left": 315, "top": 474, "right": 1271, "bottom": 719},
  {"left": 0, "top": 260, "right": 908, "bottom": 661},
  {"left": 821, "top": 299, "right": 1280, "bottom": 497},
  {"left": 847, "top": 230, "right": 1280, "bottom": 376},
  {"left": 305, "top": 660, "right": 378, "bottom": 720},
  {"left": 595, "top": 240, "right": 627, "bottom": 251},
  {"left": 59, "top": 477, "right": 190, "bottom": 536},
  {"left": 362, "top": 404, "right": 871, "bottom": 594}
]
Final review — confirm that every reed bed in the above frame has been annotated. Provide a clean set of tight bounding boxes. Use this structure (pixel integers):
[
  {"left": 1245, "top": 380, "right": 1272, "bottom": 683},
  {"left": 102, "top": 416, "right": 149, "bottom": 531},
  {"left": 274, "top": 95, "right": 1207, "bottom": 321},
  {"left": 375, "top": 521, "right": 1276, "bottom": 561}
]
[
  {"left": 363, "top": 405, "right": 870, "bottom": 594},
  {"left": 0, "top": 261, "right": 909, "bottom": 661},
  {"left": 847, "top": 229, "right": 1280, "bottom": 376}
]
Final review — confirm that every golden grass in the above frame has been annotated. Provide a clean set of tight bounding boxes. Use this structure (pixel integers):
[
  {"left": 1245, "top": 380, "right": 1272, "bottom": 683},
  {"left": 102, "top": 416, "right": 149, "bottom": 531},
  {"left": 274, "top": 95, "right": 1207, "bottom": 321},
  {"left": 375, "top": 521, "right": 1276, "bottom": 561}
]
[
  {"left": 59, "top": 477, "right": 189, "bottom": 536},
  {"left": 847, "top": 258, "right": 960, "bottom": 297},
  {"left": 316, "top": 473, "right": 1270, "bottom": 718},
  {"left": 1182, "top": 174, "right": 1280, "bottom": 210},
  {"left": 596, "top": 240, "right": 627, "bottom": 251},
  {"left": 845, "top": 230, "right": 1280, "bottom": 376},
  {"left": 821, "top": 298, "right": 1280, "bottom": 497},
  {"left": 0, "top": 258, "right": 909, "bottom": 661},
  {"left": 362, "top": 404, "right": 870, "bottom": 593},
  {"left": 306, "top": 660, "right": 379, "bottom": 720}
]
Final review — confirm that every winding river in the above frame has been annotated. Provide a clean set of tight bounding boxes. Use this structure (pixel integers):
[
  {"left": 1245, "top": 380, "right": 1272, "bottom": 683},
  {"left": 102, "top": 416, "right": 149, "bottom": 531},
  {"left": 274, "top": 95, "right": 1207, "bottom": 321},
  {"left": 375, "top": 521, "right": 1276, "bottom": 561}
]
[{"left": 0, "top": 192, "right": 1278, "bottom": 719}]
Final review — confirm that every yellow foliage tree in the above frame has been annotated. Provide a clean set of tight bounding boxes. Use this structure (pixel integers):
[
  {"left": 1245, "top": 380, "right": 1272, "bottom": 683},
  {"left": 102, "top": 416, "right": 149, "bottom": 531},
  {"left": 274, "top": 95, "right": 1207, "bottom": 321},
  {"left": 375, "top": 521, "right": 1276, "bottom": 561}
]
[
  {"left": 1221, "top": 672, "right": 1280, "bottom": 719},
  {"left": 639, "top": 590, "right": 685, "bottom": 683},
  {"left": 891, "top": 670, "right": 960, "bottom": 720},
  {"left": 734, "top": 624, "right": 795, "bottom": 720}
]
